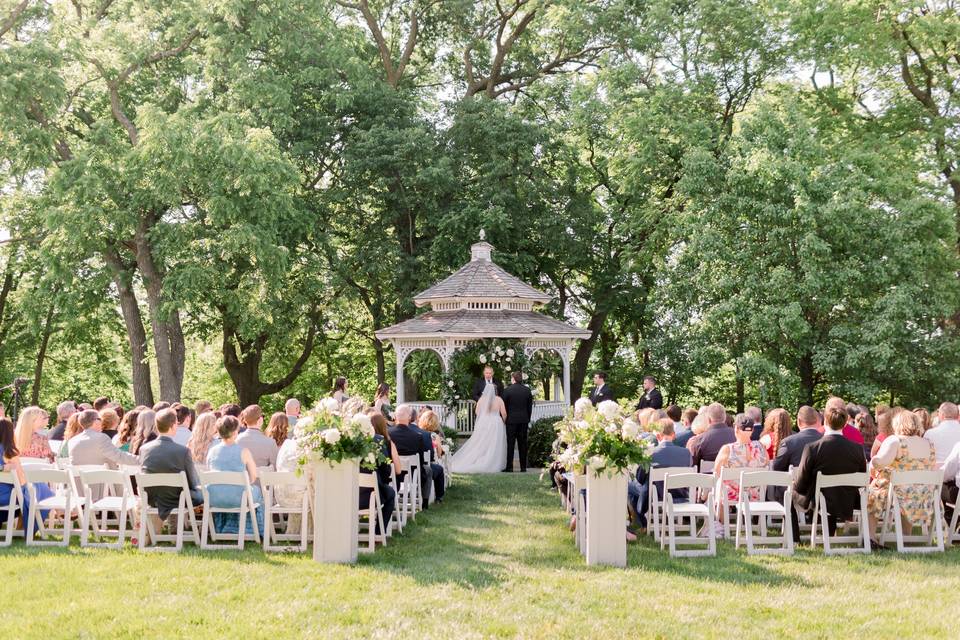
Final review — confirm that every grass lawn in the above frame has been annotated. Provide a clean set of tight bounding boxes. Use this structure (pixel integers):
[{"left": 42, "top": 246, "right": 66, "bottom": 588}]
[{"left": 2, "top": 472, "right": 960, "bottom": 638}]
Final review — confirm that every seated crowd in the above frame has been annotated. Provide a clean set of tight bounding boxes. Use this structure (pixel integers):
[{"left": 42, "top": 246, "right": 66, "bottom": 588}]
[
  {"left": 559, "top": 372, "right": 960, "bottom": 550},
  {"left": 0, "top": 379, "right": 451, "bottom": 546}
]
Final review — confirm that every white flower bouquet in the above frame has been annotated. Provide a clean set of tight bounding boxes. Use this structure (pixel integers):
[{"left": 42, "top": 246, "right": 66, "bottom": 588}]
[
  {"left": 554, "top": 399, "right": 652, "bottom": 476},
  {"left": 296, "top": 405, "right": 383, "bottom": 469}
]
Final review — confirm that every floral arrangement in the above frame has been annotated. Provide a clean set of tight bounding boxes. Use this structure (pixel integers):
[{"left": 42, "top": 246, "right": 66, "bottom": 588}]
[
  {"left": 438, "top": 338, "right": 559, "bottom": 410},
  {"left": 295, "top": 397, "right": 384, "bottom": 470},
  {"left": 554, "top": 398, "right": 653, "bottom": 476}
]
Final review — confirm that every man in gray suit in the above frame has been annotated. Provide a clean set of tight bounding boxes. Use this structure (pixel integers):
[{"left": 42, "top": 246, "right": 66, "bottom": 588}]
[
  {"left": 139, "top": 409, "right": 203, "bottom": 529},
  {"left": 236, "top": 404, "right": 278, "bottom": 470},
  {"left": 68, "top": 410, "right": 140, "bottom": 468}
]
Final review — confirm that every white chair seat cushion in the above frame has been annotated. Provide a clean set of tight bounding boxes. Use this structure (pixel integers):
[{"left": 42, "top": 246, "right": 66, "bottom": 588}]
[
  {"left": 91, "top": 497, "right": 133, "bottom": 511},
  {"left": 670, "top": 503, "right": 710, "bottom": 517},
  {"left": 37, "top": 496, "right": 87, "bottom": 510},
  {"left": 744, "top": 501, "right": 787, "bottom": 515}
]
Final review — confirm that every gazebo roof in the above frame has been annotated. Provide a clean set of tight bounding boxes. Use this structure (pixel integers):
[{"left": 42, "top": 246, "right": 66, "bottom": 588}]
[
  {"left": 413, "top": 240, "right": 552, "bottom": 306},
  {"left": 375, "top": 309, "right": 591, "bottom": 339}
]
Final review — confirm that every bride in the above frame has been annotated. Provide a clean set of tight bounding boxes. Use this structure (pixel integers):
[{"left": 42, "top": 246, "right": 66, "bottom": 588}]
[{"left": 451, "top": 383, "right": 508, "bottom": 473}]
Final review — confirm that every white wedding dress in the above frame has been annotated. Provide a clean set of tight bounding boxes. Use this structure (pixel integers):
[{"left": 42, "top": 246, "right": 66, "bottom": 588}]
[{"left": 451, "top": 384, "right": 508, "bottom": 473}]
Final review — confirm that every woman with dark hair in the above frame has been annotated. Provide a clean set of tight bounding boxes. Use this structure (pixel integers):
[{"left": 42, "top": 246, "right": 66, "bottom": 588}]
[
  {"left": 363, "top": 412, "right": 399, "bottom": 533},
  {"left": 332, "top": 377, "right": 348, "bottom": 403},
  {"left": 206, "top": 415, "right": 264, "bottom": 535},
  {"left": 265, "top": 412, "right": 289, "bottom": 447},
  {"left": 759, "top": 408, "right": 792, "bottom": 460},
  {"left": 130, "top": 409, "right": 157, "bottom": 456},
  {"left": 114, "top": 407, "right": 142, "bottom": 452},
  {"left": 373, "top": 383, "right": 393, "bottom": 421},
  {"left": 0, "top": 417, "right": 54, "bottom": 533},
  {"left": 856, "top": 410, "right": 878, "bottom": 461},
  {"left": 57, "top": 412, "right": 83, "bottom": 458}
]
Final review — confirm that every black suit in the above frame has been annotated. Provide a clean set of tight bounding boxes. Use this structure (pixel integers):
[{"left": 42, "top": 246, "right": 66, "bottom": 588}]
[
  {"left": 588, "top": 384, "right": 614, "bottom": 406},
  {"left": 501, "top": 383, "right": 534, "bottom": 471},
  {"left": 388, "top": 423, "right": 435, "bottom": 510},
  {"left": 770, "top": 427, "right": 822, "bottom": 502},
  {"left": 471, "top": 377, "right": 504, "bottom": 402},
  {"left": 636, "top": 387, "right": 663, "bottom": 410},
  {"left": 791, "top": 432, "right": 866, "bottom": 540}
]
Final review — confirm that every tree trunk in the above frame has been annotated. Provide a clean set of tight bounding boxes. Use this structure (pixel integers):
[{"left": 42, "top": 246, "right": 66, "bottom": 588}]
[
  {"left": 569, "top": 310, "right": 609, "bottom": 401},
  {"left": 374, "top": 337, "right": 386, "bottom": 384},
  {"left": 30, "top": 307, "right": 55, "bottom": 405},
  {"left": 104, "top": 250, "right": 154, "bottom": 406},
  {"left": 735, "top": 375, "right": 745, "bottom": 414},
  {"left": 135, "top": 215, "right": 185, "bottom": 402},
  {"left": 222, "top": 318, "right": 318, "bottom": 406}
]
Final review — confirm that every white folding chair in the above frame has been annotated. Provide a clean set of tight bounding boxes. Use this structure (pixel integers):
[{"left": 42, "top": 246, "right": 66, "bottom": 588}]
[
  {"left": 661, "top": 473, "right": 716, "bottom": 557},
  {"left": 47, "top": 441, "right": 63, "bottom": 456},
  {"left": 199, "top": 471, "right": 261, "bottom": 550},
  {"left": 441, "top": 443, "right": 453, "bottom": 489},
  {"left": 879, "top": 469, "right": 944, "bottom": 553},
  {"left": 810, "top": 472, "right": 870, "bottom": 555},
  {"left": 18, "top": 457, "right": 51, "bottom": 468},
  {"left": 699, "top": 460, "right": 715, "bottom": 474},
  {"left": 735, "top": 470, "right": 794, "bottom": 555},
  {"left": 387, "top": 466, "right": 402, "bottom": 535},
  {"left": 135, "top": 472, "right": 201, "bottom": 552},
  {"left": 358, "top": 473, "right": 386, "bottom": 553},
  {"left": 260, "top": 470, "right": 309, "bottom": 552},
  {"left": 646, "top": 466, "right": 696, "bottom": 541},
  {"left": 397, "top": 455, "right": 422, "bottom": 523},
  {"left": 0, "top": 470, "right": 24, "bottom": 546},
  {"left": 25, "top": 467, "right": 87, "bottom": 547},
  {"left": 715, "top": 466, "right": 744, "bottom": 539},
  {"left": 79, "top": 469, "right": 136, "bottom": 549},
  {"left": 573, "top": 473, "right": 586, "bottom": 554}
]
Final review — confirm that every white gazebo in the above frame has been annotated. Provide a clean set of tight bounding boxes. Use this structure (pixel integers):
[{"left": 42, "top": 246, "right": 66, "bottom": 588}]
[{"left": 375, "top": 231, "right": 590, "bottom": 432}]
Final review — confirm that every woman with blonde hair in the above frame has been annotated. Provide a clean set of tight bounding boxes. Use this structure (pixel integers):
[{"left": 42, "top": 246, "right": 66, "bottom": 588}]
[
  {"left": 265, "top": 412, "right": 289, "bottom": 447},
  {"left": 130, "top": 409, "right": 157, "bottom": 456},
  {"left": 759, "top": 408, "right": 792, "bottom": 460},
  {"left": 57, "top": 412, "right": 83, "bottom": 458},
  {"left": 866, "top": 409, "right": 936, "bottom": 548},
  {"left": 187, "top": 411, "right": 219, "bottom": 463},
  {"left": 418, "top": 409, "right": 444, "bottom": 458},
  {"left": 99, "top": 408, "right": 121, "bottom": 440},
  {"left": 14, "top": 406, "right": 52, "bottom": 460},
  {"left": 913, "top": 407, "right": 932, "bottom": 433}
]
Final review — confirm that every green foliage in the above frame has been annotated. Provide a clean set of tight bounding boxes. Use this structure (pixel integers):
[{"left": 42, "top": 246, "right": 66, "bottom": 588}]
[{"left": 528, "top": 416, "right": 562, "bottom": 469}]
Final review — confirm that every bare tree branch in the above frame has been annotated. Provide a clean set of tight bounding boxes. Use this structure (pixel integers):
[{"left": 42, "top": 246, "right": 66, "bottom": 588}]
[{"left": 0, "top": 0, "right": 31, "bottom": 38}]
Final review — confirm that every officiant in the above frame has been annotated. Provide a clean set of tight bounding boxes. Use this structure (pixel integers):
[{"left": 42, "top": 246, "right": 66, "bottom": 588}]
[{"left": 472, "top": 365, "right": 504, "bottom": 401}]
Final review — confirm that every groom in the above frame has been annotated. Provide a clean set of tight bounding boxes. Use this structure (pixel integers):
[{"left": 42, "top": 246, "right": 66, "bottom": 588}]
[
  {"left": 501, "top": 371, "right": 533, "bottom": 472},
  {"left": 471, "top": 365, "right": 503, "bottom": 402}
]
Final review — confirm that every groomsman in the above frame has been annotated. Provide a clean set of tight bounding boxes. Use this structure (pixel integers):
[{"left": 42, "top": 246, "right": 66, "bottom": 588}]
[
  {"left": 636, "top": 376, "right": 663, "bottom": 410},
  {"left": 588, "top": 372, "right": 615, "bottom": 406},
  {"left": 501, "top": 372, "right": 533, "bottom": 472},
  {"left": 471, "top": 365, "right": 504, "bottom": 401}
]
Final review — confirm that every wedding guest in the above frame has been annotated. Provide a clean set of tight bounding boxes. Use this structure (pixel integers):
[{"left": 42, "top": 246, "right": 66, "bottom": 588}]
[
  {"left": 187, "top": 412, "right": 219, "bottom": 464},
  {"left": 341, "top": 396, "right": 367, "bottom": 418},
  {"left": 746, "top": 406, "right": 764, "bottom": 441},
  {"left": 57, "top": 412, "right": 84, "bottom": 458},
  {"left": 361, "top": 413, "right": 399, "bottom": 534},
  {"left": 139, "top": 409, "right": 203, "bottom": 535},
  {"left": 284, "top": 398, "right": 300, "bottom": 428},
  {"left": 276, "top": 430, "right": 309, "bottom": 534},
  {"left": 866, "top": 410, "right": 936, "bottom": 548},
  {"left": 772, "top": 406, "right": 822, "bottom": 471},
  {"left": 153, "top": 401, "right": 170, "bottom": 412},
  {"left": 236, "top": 404, "right": 278, "bottom": 469},
  {"left": 674, "top": 408, "right": 698, "bottom": 448},
  {"left": 923, "top": 402, "right": 960, "bottom": 466},
  {"left": 629, "top": 420, "right": 692, "bottom": 530},
  {"left": 332, "top": 377, "right": 349, "bottom": 403},
  {"left": 265, "top": 412, "right": 289, "bottom": 447},
  {"left": 714, "top": 414, "right": 769, "bottom": 516},
  {"left": 666, "top": 405, "right": 683, "bottom": 432},
  {"left": 791, "top": 406, "right": 867, "bottom": 541},
  {"left": 0, "top": 417, "right": 54, "bottom": 533},
  {"left": 417, "top": 409, "right": 444, "bottom": 459},
  {"left": 171, "top": 403, "right": 192, "bottom": 446},
  {"left": 759, "top": 408, "right": 792, "bottom": 460},
  {"left": 913, "top": 408, "right": 932, "bottom": 433},
  {"left": 588, "top": 372, "right": 614, "bottom": 406},
  {"left": 130, "top": 409, "right": 158, "bottom": 456},
  {"left": 219, "top": 403, "right": 242, "bottom": 419},
  {"left": 856, "top": 411, "right": 878, "bottom": 461},
  {"left": 690, "top": 403, "right": 735, "bottom": 468},
  {"left": 114, "top": 407, "right": 142, "bottom": 452},
  {"left": 685, "top": 413, "right": 709, "bottom": 456},
  {"left": 48, "top": 400, "right": 77, "bottom": 441},
  {"left": 99, "top": 408, "right": 120, "bottom": 441},
  {"left": 14, "top": 406, "right": 52, "bottom": 460},
  {"left": 636, "top": 376, "right": 663, "bottom": 410},
  {"left": 389, "top": 404, "right": 443, "bottom": 509},
  {"left": 872, "top": 410, "right": 896, "bottom": 459},
  {"left": 67, "top": 409, "right": 139, "bottom": 492},
  {"left": 373, "top": 383, "right": 393, "bottom": 421},
  {"left": 206, "top": 415, "right": 264, "bottom": 536},
  {"left": 825, "top": 396, "right": 864, "bottom": 446},
  {"left": 194, "top": 400, "right": 212, "bottom": 418}
]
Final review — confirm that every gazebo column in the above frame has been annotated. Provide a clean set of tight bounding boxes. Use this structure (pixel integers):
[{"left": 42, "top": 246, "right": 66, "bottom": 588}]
[
  {"left": 562, "top": 349, "right": 571, "bottom": 405},
  {"left": 395, "top": 343, "right": 406, "bottom": 405}
]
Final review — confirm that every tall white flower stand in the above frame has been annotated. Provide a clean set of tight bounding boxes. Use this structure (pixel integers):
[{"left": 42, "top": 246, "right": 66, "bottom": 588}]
[
  {"left": 585, "top": 468, "right": 627, "bottom": 567},
  {"left": 311, "top": 458, "right": 360, "bottom": 564}
]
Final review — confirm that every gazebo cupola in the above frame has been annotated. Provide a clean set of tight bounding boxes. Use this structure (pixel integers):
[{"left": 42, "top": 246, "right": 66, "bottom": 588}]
[{"left": 375, "top": 231, "right": 590, "bottom": 407}]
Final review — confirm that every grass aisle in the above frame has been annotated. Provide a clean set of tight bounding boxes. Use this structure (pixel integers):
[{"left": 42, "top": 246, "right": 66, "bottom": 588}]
[{"left": 2, "top": 473, "right": 960, "bottom": 638}]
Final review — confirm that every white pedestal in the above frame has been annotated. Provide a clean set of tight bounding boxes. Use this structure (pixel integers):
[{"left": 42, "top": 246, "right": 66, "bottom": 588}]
[
  {"left": 311, "top": 459, "right": 360, "bottom": 564},
  {"left": 585, "top": 469, "right": 627, "bottom": 567}
]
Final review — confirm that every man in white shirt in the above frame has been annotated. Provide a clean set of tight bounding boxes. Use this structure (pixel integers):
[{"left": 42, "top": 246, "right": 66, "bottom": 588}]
[
  {"left": 923, "top": 402, "right": 960, "bottom": 465},
  {"left": 285, "top": 397, "right": 300, "bottom": 428},
  {"left": 171, "top": 403, "right": 193, "bottom": 446}
]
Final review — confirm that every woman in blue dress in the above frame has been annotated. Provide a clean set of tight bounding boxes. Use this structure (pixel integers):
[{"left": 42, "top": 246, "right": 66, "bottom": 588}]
[
  {"left": 205, "top": 416, "right": 264, "bottom": 536},
  {"left": 0, "top": 417, "right": 54, "bottom": 533}
]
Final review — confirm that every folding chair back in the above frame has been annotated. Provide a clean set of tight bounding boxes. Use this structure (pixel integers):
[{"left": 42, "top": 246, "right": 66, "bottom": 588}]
[
  {"left": 0, "top": 470, "right": 23, "bottom": 546},
  {"left": 358, "top": 473, "right": 385, "bottom": 553},
  {"left": 199, "top": 470, "right": 261, "bottom": 550},
  {"left": 397, "top": 455, "right": 422, "bottom": 522},
  {"left": 24, "top": 467, "right": 86, "bottom": 546},
  {"left": 715, "top": 466, "right": 745, "bottom": 539},
  {"left": 881, "top": 469, "right": 944, "bottom": 553},
  {"left": 79, "top": 469, "right": 136, "bottom": 548},
  {"left": 135, "top": 472, "right": 200, "bottom": 552},
  {"left": 259, "top": 470, "right": 309, "bottom": 552},
  {"left": 646, "top": 466, "right": 695, "bottom": 541},
  {"left": 661, "top": 473, "right": 716, "bottom": 557},
  {"left": 811, "top": 471, "right": 870, "bottom": 555},
  {"left": 735, "top": 470, "right": 794, "bottom": 555},
  {"left": 699, "top": 459, "right": 715, "bottom": 474},
  {"left": 18, "top": 457, "right": 51, "bottom": 468}
]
